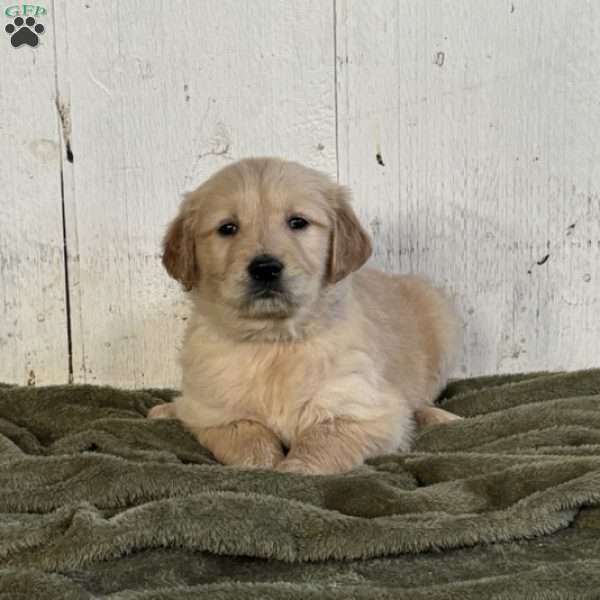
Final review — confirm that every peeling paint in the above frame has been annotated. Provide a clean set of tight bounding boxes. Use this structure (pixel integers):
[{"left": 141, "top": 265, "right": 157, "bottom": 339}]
[{"left": 55, "top": 97, "right": 74, "bottom": 163}]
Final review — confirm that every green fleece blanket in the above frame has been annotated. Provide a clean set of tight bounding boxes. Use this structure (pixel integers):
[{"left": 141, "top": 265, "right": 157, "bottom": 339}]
[{"left": 2, "top": 371, "right": 600, "bottom": 599}]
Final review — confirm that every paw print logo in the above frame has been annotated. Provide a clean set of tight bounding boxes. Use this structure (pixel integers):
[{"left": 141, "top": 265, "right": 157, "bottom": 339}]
[{"left": 5, "top": 16, "right": 45, "bottom": 48}]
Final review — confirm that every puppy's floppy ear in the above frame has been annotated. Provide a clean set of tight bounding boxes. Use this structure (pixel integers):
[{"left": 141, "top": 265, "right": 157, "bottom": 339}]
[
  {"left": 327, "top": 185, "right": 372, "bottom": 283},
  {"left": 162, "top": 211, "right": 199, "bottom": 291}
]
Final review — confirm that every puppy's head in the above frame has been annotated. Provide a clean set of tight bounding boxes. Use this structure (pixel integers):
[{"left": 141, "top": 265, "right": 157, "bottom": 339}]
[{"left": 163, "top": 158, "right": 371, "bottom": 321}]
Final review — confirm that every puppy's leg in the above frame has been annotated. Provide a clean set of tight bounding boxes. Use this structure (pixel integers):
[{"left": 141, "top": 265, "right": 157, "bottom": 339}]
[
  {"left": 414, "top": 406, "right": 462, "bottom": 427},
  {"left": 190, "top": 420, "right": 285, "bottom": 469},
  {"left": 277, "top": 419, "right": 382, "bottom": 475},
  {"left": 147, "top": 403, "right": 177, "bottom": 419}
]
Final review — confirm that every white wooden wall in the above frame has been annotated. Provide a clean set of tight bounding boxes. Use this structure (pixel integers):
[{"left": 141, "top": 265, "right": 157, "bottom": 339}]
[{"left": 1, "top": 0, "right": 599, "bottom": 387}]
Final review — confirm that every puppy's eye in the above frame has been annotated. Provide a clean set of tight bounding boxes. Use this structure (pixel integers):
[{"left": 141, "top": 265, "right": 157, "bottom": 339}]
[
  {"left": 288, "top": 216, "right": 309, "bottom": 230},
  {"left": 217, "top": 222, "right": 238, "bottom": 236}
]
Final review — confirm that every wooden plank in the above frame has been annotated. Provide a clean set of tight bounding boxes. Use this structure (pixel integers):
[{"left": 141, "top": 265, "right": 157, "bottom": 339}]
[
  {"left": 54, "top": 0, "right": 336, "bottom": 387},
  {"left": 0, "top": 9, "right": 69, "bottom": 385},
  {"left": 336, "top": 0, "right": 600, "bottom": 376}
]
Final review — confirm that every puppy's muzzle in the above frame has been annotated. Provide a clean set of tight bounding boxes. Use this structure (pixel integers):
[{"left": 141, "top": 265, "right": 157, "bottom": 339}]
[{"left": 247, "top": 255, "right": 284, "bottom": 285}]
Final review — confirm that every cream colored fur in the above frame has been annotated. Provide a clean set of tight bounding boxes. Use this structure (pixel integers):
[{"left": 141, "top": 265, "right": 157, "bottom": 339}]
[{"left": 149, "top": 157, "right": 461, "bottom": 474}]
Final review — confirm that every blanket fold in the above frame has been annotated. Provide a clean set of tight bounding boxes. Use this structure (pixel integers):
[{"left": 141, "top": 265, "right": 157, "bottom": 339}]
[{"left": 1, "top": 370, "right": 600, "bottom": 598}]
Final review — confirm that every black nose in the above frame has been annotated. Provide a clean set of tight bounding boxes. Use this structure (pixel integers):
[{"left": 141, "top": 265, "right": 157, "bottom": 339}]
[{"left": 247, "top": 255, "right": 284, "bottom": 283}]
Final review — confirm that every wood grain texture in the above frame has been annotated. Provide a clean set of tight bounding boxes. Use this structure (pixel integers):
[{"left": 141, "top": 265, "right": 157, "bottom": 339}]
[
  {"left": 336, "top": 0, "right": 600, "bottom": 376},
  {"left": 3, "top": 1, "right": 599, "bottom": 386},
  {"left": 54, "top": 0, "right": 336, "bottom": 387},
  {"left": 0, "top": 11, "right": 68, "bottom": 385}
]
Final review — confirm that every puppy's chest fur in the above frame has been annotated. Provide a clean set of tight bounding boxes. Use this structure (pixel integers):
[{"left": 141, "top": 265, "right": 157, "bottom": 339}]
[{"left": 179, "top": 326, "right": 339, "bottom": 445}]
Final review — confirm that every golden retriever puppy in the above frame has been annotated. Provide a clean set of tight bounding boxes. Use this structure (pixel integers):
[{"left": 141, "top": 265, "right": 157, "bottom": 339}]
[{"left": 148, "top": 157, "right": 461, "bottom": 474}]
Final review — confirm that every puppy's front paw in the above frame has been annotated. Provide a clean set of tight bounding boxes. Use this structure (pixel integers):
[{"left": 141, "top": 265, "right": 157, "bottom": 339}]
[
  {"left": 147, "top": 403, "right": 176, "bottom": 419},
  {"left": 220, "top": 436, "right": 285, "bottom": 470},
  {"left": 415, "top": 406, "right": 463, "bottom": 426},
  {"left": 231, "top": 440, "right": 284, "bottom": 470},
  {"left": 195, "top": 420, "right": 285, "bottom": 470}
]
